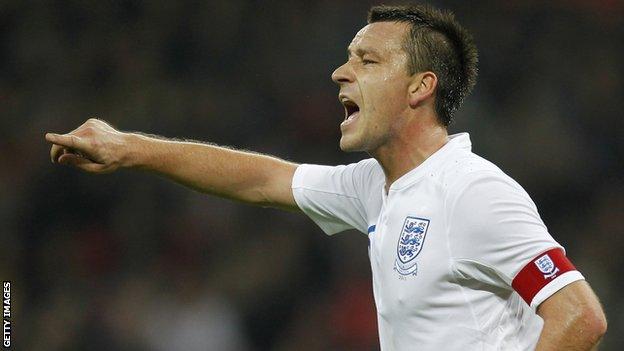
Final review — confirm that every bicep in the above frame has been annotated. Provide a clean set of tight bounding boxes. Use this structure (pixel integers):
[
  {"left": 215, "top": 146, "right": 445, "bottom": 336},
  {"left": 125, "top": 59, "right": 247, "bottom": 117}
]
[
  {"left": 288, "top": 161, "right": 373, "bottom": 234},
  {"left": 258, "top": 160, "right": 300, "bottom": 211}
]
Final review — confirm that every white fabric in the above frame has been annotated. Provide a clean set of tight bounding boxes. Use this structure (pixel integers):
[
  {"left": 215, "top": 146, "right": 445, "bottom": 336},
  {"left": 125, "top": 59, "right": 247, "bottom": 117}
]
[
  {"left": 291, "top": 133, "right": 584, "bottom": 351},
  {"left": 530, "top": 270, "right": 584, "bottom": 309}
]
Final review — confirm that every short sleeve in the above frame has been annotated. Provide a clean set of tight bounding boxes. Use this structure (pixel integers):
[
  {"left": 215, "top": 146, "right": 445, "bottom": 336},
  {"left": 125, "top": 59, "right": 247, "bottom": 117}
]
[
  {"left": 291, "top": 160, "right": 377, "bottom": 235},
  {"left": 448, "top": 171, "right": 584, "bottom": 309}
]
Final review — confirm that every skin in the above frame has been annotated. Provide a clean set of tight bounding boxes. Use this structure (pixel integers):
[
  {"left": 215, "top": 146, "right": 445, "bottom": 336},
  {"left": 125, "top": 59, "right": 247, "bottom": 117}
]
[
  {"left": 45, "top": 123, "right": 299, "bottom": 210},
  {"left": 331, "top": 22, "right": 447, "bottom": 192},
  {"left": 536, "top": 280, "right": 607, "bottom": 350},
  {"left": 45, "top": 21, "right": 606, "bottom": 350}
]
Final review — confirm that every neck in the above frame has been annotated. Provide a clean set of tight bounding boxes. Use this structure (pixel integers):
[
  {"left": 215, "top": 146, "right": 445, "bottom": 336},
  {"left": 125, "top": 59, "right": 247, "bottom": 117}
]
[{"left": 371, "top": 123, "right": 448, "bottom": 193}]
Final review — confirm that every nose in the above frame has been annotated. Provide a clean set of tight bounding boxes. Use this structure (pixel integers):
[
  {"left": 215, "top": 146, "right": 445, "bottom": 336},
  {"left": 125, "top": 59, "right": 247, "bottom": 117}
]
[{"left": 331, "top": 61, "right": 354, "bottom": 85}]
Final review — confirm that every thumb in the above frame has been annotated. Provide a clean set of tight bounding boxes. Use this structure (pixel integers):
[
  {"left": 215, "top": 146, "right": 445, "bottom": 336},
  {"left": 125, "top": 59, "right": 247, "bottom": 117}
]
[
  {"left": 58, "top": 152, "right": 93, "bottom": 166},
  {"left": 58, "top": 153, "right": 107, "bottom": 173}
]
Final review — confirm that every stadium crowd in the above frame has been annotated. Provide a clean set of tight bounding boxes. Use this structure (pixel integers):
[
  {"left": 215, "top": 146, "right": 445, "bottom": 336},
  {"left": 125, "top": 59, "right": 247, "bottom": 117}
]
[{"left": 0, "top": 1, "right": 622, "bottom": 350}]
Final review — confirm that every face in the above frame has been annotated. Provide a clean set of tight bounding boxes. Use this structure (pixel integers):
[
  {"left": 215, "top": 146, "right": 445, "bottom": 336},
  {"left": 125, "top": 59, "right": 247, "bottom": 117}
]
[{"left": 332, "top": 21, "right": 413, "bottom": 153}]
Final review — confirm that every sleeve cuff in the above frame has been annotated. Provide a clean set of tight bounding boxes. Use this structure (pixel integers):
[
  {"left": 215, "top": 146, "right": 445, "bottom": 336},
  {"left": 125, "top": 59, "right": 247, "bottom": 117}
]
[
  {"left": 529, "top": 270, "right": 585, "bottom": 310},
  {"left": 291, "top": 163, "right": 309, "bottom": 191},
  {"left": 291, "top": 164, "right": 350, "bottom": 235}
]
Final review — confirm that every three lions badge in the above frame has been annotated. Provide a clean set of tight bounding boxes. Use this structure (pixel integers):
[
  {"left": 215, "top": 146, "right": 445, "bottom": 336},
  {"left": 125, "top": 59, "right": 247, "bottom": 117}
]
[
  {"left": 394, "top": 217, "right": 430, "bottom": 276},
  {"left": 534, "top": 253, "right": 560, "bottom": 279}
]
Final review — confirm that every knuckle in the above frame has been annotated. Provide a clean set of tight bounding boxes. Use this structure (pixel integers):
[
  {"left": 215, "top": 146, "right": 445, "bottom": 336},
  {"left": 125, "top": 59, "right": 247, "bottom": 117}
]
[{"left": 91, "top": 139, "right": 102, "bottom": 150}]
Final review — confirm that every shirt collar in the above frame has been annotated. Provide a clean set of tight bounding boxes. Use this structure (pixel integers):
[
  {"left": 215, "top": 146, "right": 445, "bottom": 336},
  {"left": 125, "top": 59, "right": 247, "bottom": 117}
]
[{"left": 386, "top": 132, "right": 471, "bottom": 192}]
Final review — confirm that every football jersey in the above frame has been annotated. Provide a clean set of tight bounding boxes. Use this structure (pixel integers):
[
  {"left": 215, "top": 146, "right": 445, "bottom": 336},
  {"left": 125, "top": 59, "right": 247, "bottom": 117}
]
[{"left": 291, "top": 133, "right": 584, "bottom": 351}]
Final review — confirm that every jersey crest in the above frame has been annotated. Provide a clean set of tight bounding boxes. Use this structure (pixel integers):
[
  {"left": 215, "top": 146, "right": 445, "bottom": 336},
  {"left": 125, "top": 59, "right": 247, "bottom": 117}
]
[
  {"left": 534, "top": 253, "right": 559, "bottom": 279},
  {"left": 394, "top": 217, "right": 430, "bottom": 276}
]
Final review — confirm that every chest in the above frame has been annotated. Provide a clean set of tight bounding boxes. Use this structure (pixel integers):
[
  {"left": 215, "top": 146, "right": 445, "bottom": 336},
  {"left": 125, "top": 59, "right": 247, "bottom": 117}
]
[{"left": 367, "top": 184, "right": 455, "bottom": 315}]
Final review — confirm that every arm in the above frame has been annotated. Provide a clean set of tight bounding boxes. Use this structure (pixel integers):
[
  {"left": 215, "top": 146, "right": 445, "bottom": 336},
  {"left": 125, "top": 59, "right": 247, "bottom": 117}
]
[
  {"left": 45, "top": 118, "right": 299, "bottom": 210},
  {"left": 535, "top": 280, "right": 607, "bottom": 350},
  {"left": 446, "top": 173, "right": 607, "bottom": 349}
]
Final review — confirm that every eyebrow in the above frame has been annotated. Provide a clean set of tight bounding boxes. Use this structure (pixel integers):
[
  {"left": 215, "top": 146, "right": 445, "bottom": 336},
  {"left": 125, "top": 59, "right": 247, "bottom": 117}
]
[{"left": 347, "top": 47, "right": 382, "bottom": 58}]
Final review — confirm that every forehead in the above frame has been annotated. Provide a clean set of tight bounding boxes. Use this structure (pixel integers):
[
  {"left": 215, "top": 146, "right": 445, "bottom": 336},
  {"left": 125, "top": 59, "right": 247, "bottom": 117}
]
[{"left": 348, "top": 21, "right": 410, "bottom": 55}]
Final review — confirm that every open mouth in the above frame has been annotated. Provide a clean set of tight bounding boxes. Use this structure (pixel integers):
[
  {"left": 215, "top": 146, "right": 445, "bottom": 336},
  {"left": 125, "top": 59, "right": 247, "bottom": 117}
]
[{"left": 342, "top": 100, "right": 360, "bottom": 122}]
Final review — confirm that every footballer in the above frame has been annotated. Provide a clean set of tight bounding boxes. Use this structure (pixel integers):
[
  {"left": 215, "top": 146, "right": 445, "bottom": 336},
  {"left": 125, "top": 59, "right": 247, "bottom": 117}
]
[{"left": 46, "top": 4, "right": 607, "bottom": 350}]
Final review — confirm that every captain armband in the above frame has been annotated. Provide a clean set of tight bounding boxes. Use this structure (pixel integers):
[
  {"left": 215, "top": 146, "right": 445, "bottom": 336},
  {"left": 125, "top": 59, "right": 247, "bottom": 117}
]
[{"left": 511, "top": 248, "right": 580, "bottom": 307}]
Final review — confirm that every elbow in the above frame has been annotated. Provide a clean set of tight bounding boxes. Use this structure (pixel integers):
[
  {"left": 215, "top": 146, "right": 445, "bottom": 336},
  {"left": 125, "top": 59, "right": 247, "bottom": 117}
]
[
  {"left": 581, "top": 305, "right": 608, "bottom": 345},
  {"left": 590, "top": 311, "right": 608, "bottom": 342}
]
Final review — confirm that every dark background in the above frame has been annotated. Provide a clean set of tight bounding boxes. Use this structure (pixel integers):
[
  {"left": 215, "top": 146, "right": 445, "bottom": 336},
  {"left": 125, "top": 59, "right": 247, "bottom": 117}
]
[{"left": 1, "top": 1, "right": 622, "bottom": 350}]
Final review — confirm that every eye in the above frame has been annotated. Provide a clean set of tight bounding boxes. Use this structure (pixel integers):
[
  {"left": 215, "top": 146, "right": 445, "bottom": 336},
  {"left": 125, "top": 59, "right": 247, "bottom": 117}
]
[{"left": 362, "top": 59, "right": 377, "bottom": 65}]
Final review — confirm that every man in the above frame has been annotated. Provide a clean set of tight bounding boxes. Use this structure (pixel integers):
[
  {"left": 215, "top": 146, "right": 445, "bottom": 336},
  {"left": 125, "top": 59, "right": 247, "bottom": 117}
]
[{"left": 45, "top": 4, "right": 606, "bottom": 351}]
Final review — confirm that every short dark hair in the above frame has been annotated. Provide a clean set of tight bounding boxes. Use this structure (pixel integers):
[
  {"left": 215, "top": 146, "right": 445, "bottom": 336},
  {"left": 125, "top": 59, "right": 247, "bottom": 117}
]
[{"left": 368, "top": 4, "right": 478, "bottom": 126}]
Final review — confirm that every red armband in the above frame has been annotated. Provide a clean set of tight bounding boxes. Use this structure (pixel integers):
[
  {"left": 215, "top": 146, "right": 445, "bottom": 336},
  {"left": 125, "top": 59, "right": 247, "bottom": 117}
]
[{"left": 511, "top": 248, "right": 576, "bottom": 305}]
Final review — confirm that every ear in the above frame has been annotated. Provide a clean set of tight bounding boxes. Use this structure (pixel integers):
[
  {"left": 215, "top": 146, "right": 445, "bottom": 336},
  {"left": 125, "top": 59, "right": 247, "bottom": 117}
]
[{"left": 408, "top": 71, "right": 437, "bottom": 108}]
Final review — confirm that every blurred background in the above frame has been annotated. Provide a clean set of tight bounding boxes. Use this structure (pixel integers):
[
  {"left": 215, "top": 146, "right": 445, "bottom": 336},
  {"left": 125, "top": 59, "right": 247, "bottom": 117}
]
[{"left": 0, "top": 0, "right": 622, "bottom": 350}]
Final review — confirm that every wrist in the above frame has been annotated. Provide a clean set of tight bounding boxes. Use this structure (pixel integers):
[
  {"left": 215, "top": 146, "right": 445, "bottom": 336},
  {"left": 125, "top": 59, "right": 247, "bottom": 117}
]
[{"left": 120, "top": 133, "right": 152, "bottom": 169}]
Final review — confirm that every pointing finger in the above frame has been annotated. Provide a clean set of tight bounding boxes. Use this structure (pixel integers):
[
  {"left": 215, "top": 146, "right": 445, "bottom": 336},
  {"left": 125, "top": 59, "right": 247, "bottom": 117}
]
[{"left": 45, "top": 133, "right": 85, "bottom": 150}]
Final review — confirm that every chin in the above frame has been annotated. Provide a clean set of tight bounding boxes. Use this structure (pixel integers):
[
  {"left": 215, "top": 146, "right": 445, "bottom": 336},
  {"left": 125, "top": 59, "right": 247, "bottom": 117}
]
[{"left": 339, "top": 135, "right": 365, "bottom": 152}]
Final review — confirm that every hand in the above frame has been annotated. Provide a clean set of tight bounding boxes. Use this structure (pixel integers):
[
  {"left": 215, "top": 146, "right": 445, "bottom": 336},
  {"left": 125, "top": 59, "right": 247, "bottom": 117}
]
[{"left": 45, "top": 118, "right": 130, "bottom": 174}]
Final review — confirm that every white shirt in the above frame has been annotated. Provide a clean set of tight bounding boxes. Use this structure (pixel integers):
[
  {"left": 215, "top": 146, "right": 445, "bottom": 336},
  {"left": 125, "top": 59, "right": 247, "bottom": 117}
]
[{"left": 291, "top": 133, "right": 584, "bottom": 351}]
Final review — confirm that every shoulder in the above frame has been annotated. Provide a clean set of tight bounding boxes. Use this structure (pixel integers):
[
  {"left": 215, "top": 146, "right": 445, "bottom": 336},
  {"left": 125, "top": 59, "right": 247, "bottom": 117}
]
[
  {"left": 318, "top": 157, "right": 384, "bottom": 186},
  {"left": 437, "top": 151, "right": 532, "bottom": 211},
  {"left": 298, "top": 157, "right": 381, "bottom": 175},
  {"left": 352, "top": 157, "right": 384, "bottom": 183}
]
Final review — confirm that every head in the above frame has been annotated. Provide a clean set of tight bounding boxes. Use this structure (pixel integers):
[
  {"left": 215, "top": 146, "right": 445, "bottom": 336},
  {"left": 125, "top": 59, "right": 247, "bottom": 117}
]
[{"left": 331, "top": 4, "right": 478, "bottom": 152}]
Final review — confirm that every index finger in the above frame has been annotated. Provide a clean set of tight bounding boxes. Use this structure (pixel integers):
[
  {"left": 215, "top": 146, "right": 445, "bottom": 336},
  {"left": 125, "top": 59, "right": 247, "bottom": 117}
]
[{"left": 45, "top": 133, "right": 85, "bottom": 150}]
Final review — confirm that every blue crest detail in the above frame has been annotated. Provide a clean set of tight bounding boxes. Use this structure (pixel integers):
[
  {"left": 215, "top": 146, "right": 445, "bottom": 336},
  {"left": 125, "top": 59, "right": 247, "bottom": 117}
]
[
  {"left": 534, "top": 254, "right": 559, "bottom": 279},
  {"left": 397, "top": 217, "right": 429, "bottom": 263},
  {"left": 394, "top": 217, "right": 430, "bottom": 276}
]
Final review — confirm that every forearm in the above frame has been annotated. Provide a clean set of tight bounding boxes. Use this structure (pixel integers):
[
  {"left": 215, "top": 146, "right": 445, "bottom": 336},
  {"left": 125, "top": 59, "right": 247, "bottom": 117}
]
[
  {"left": 535, "top": 281, "right": 607, "bottom": 351},
  {"left": 125, "top": 133, "right": 298, "bottom": 207}
]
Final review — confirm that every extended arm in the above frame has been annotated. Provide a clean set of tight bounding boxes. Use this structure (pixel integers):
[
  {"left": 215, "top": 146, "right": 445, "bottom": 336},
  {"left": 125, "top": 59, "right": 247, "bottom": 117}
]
[
  {"left": 535, "top": 280, "right": 607, "bottom": 350},
  {"left": 45, "top": 118, "right": 299, "bottom": 210}
]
